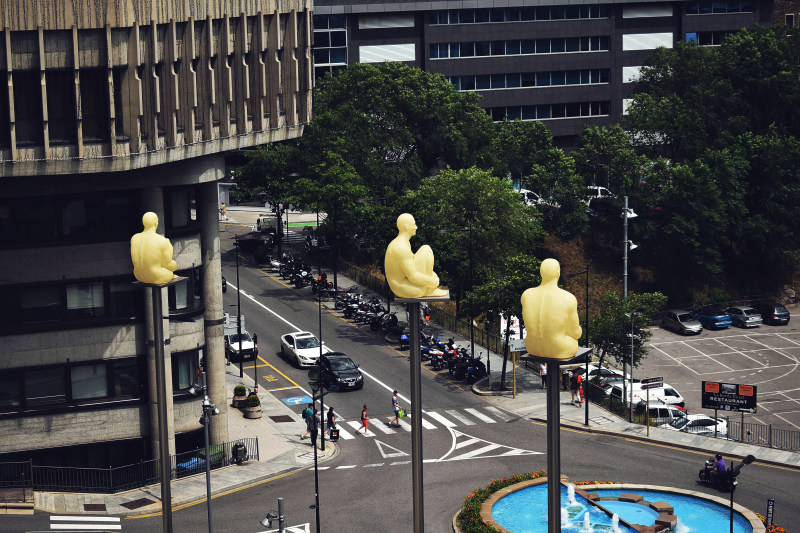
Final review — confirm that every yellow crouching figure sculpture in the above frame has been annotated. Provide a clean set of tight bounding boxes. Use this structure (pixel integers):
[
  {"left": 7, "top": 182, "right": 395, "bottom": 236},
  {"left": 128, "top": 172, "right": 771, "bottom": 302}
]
[
  {"left": 385, "top": 213, "right": 449, "bottom": 299},
  {"left": 521, "top": 258, "right": 582, "bottom": 360},
  {"left": 130, "top": 212, "right": 178, "bottom": 285}
]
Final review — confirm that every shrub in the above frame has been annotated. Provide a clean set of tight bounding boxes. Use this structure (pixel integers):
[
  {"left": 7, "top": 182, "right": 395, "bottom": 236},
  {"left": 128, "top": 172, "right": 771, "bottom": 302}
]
[
  {"left": 754, "top": 512, "right": 787, "bottom": 533},
  {"left": 246, "top": 393, "right": 261, "bottom": 407},
  {"left": 457, "top": 470, "right": 546, "bottom": 533},
  {"left": 234, "top": 385, "right": 247, "bottom": 397}
]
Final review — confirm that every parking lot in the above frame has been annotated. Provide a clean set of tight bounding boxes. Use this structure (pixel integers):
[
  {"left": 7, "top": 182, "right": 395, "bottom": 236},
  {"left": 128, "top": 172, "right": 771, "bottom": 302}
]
[{"left": 642, "top": 314, "right": 800, "bottom": 431}]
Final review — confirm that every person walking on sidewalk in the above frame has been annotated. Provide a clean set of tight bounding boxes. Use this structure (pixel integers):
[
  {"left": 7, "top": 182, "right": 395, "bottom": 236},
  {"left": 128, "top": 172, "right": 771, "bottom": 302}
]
[
  {"left": 326, "top": 406, "right": 337, "bottom": 438},
  {"left": 539, "top": 362, "right": 547, "bottom": 389},
  {"left": 390, "top": 390, "right": 402, "bottom": 427},
  {"left": 357, "top": 404, "right": 369, "bottom": 435},
  {"left": 300, "top": 403, "right": 314, "bottom": 440},
  {"left": 570, "top": 372, "right": 582, "bottom": 405},
  {"left": 309, "top": 408, "right": 320, "bottom": 449}
]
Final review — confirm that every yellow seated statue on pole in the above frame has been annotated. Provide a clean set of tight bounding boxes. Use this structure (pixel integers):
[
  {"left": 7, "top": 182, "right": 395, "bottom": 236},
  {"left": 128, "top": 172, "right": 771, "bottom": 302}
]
[
  {"left": 385, "top": 213, "right": 449, "bottom": 299},
  {"left": 521, "top": 258, "right": 582, "bottom": 360},
  {"left": 131, "top": 212, "right": 178, "bottom": 285}
]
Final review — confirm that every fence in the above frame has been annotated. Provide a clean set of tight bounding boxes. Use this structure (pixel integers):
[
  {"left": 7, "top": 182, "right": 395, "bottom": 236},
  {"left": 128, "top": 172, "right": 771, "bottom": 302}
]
[{"left": 0, "top": 438, "right": 258, "bottom": 494}]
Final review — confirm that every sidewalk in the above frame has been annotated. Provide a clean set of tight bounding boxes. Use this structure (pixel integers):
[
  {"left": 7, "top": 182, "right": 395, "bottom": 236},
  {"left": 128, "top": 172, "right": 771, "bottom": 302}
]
[{"left": 34, "top": 365, "right": 339, "bottom": 516}]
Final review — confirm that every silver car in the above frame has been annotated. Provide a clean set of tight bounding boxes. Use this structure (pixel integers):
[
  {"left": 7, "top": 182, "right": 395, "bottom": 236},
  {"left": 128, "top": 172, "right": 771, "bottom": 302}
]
[
  {"left": 661, "top": 309, "right": 703, "bottom": 335},
  {"left": 725, "top": 306, "right": 762, "bottom": 328}
]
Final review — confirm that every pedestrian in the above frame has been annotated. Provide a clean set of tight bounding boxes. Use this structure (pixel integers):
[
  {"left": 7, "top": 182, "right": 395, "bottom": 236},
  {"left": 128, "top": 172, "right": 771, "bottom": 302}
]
[
  {"left": 578, "top": 381, "right": 584, "bottom": 406},
  {"left": 357, "top": 404, "right": 369, "bottom": 435},
  {"left": 326, "top": 406, "right": 336, "bottom": 437},
  {"left": 570, "top": 371, "right": 582, "bottom": 405},
  {"left": 309, "top": 408, "right": 320, "bottom": 448},
  {"left": 390, "top": 390, "right": 402, "bottom": 427},
  {"left": 539, "top": 362, "right": 547, "bottom": 389},
  {"left": 300, "top": 402, "right": 313, "bottom": 440}
]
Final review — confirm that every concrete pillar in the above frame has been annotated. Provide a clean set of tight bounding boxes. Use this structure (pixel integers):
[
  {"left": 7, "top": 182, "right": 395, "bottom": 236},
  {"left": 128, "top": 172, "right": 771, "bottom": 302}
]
[
  {"left": 200, "top": 179, "right": 229, "bottom": 445},
  {"left": 139, "top": 187, "right": 176, "bottom": 459}
]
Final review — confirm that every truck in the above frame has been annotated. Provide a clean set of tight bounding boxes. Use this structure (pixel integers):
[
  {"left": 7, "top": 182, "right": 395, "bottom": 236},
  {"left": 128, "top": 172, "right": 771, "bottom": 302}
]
[
  {"left": 256, "top": 213, "right": 282, "bottom": 235},
  {"left": 223, "top": 313, "right": 258, "bottom": 362}
]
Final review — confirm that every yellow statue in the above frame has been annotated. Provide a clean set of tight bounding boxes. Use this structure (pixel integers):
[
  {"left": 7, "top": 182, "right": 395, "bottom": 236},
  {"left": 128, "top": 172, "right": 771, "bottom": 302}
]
[
  {"left": 131, "top": 212, "right": 178, "bottom": 285},
  {"left": 385, "top": 213, "right": 449, "bottom": 299},
  {"left": 521, "top": 258, "right": 582, "bottom": 359}
]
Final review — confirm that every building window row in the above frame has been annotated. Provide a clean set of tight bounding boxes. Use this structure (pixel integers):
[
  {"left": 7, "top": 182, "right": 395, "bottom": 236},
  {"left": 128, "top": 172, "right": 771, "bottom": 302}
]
[
  {"left": 314, "top": 14, "right": 348, "bottom": 80},
  {"left": 0, "top": 357, "right": 143, "bottom": 415},
  {"left": 488, "top": 101, "right": 610, "bottom": 122},
  {"left": 428, "top": 5, "right": 609, "bottom": 25},
  {"left": 0, "top": 268, "right": 203, "bottom": 331},
  {"left": 430, "top": 36, "right": 609, "bottom": 59},
  {"left": 449, "top": 69, "right": 610, "bottom": 91},
  {"left": 686, "top": 0, "right": 753, "bottom": 15},
  {"left": 685, "top": 30, "right": 735, "bottom": 44}
]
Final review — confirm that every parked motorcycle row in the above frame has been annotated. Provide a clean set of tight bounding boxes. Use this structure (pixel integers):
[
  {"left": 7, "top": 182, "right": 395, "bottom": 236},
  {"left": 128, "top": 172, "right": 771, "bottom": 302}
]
[{"left": 272, "top": 252, "right": 335, "bottom": 295}]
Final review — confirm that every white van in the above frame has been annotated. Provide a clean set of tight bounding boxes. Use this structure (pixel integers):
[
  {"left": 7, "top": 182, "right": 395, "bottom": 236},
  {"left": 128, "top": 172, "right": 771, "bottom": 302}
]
[{"left": 608, "top": 382, "right": 685, "bottom": 408}]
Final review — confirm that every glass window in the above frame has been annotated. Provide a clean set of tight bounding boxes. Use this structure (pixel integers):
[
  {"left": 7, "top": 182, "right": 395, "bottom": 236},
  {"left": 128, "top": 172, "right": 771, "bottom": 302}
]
[
  {"left": 491, "top": 74, "right": 506, "bottom": 89},
  {"left": 506, "top": 40, "right": 520, "bottom": 55},
  {"left": 475, "top": 41, "right": 490, "bottom": 56},
  {"left": 330, "top": 31, "right": 347, "bottom": 47},
  {"left": 551, "top": 39, "right": 565, "bottom": 53},
  {"left": 169, "top": 277, "right": 191, "bottom": 311},
  {"left": 700, "top": 1, "right": 713, "bottom": 14},
  {"left": 79, "top": 68, "right": 110, "bottom": 142},
  {"left": 314, "top": 49, "right": 330, "bottom": 63},
  {"left": 450, "top": 76, "right": 460, "bottom": 90},
  {"left": 566, "top": 71, "right": 581, "bottom": 85},
  {"left": 460, "top": 42, "right": 475, "bottom": 57},
  {"left": 506, "top": 73, "right": 520, "bottom": 88},
  {"left": 537, "top": 104, "right": 551, "bottom": 119},
  {"left": 330, "top": 48, "right": 347, "bottom": 63},
  {"left": 535, "top": 7, "right": 550, "bottom": 20},
  {"left": 566, "top": 38, "right": 580, "bottom": 52},
  {"left": 459, "top": 10, "right": 475, "bottom": 23},
  {"left": 521, "top": 73, "right": 536, "bottom": 87},
  {"left": 172, "top": 351, "right": 199, "bottom": 391},
  {"left": 490, "top": 8, "right": 505, "bottom": 22},
  {"left": 536, "top": 39, "right": 550, "bottom": 54},
  {"left": 66, "top": 282, "right": 105, "bottom": 318},
  {"left": 450, "top": 43, "right": 460, "bottom": 58},
  {"left": 476, "top": 75, "right": 491, "bottom": 89},
  {"left": 21, "top": 285, "right": 62, "bottom": 323},
  {"left": 686, "top": 0, "right": 699, "bottom": 14},
  {"left": 461, "top": 76, "right": 476, "bottom": 90},
  {"left": 740, "top": 0, "right": 752, "bottom": 11},
  {"left": 506, "top": 8, "right": 521, "bottom": 21},
  {"left": 113, "top": 359, "right": 141, "bottom": 397},
  {"left": 71, "top": 364, "right": 109, "bottom": 400},
  {"left": 25, "top": 367, "right": 66, "bottom": 406},
  {"left": 314, "top": 32, "right": 330, "bottom": 47},
  {"left": 12, "top": 68, "right": 44, "bottom": 145},
  {"left": 552, "top": 104, "right": 566, "bottom": 118},
  {"left": 313, "top": 15, "right": 329, "bottom": 29},
  {"left": 169, "top": 188, "right": 196, "bottom": 229},
  {"left": 536, "top": 72, "right": 551, "bottom": 86},
  {"left": 506, "top": 106, "right": 521, "bottom": 120},
  {"left": 712, "top": 0, "right": 726, "bottom": 12},
  {"left": 46, "top": 69, "right": 77, "bottom": 144},
  {"left": 490, "top": 108, "right": 506, "bottom": 121},
  {"left": 551, "top": 71, "right": 566, "bottom": 86},
  {"left": 599, "top": 69, "right": 609, "bottom": 83},
  {"left": 565, "top": 6, "right": 581, "bottom": 19},
  {"left": 522, "top": 106, "right": 536, "bottom": 120},
  {"left": 110, "top": 279, "right": 140, "bottom": 317},
  {"left": 521, "top": 40, "right": 535, "bottom": 54},
  {"left": 686, "top": 32, "right": 698, "bottom": 42},
  {"left": 475, "top": 9, "right": 490, "bottom": 23},
  {"left": 0, "top": 372, "right": 21, "bottom": 408},
  {"left": 329, "top": 14, "right": 346, "bottom": 28},
  {"left": 490, "top": 41, "right": 505, "bottom": 55},
  {"left": 552, "top": 6, "right": 565, "bottom": 19},
  {"left": 521, "top": 7, "right": 536, "bottom": 21}
]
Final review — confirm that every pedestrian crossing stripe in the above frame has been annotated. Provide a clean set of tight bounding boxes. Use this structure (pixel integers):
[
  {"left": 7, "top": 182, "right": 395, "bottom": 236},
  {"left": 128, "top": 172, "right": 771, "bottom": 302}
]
[
  {"left": 50, "top": 516, "right": 122, "bottom": 531},
  {"left": 436, "top": 428, "right": 541, "bottom": 462}
]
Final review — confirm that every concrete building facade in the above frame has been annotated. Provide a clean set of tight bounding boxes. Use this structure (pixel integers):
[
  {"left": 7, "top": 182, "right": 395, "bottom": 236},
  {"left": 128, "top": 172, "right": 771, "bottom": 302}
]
[
  {"left": 0, "top": 0, "right": 312, "bottom": 469},
  {"left": 313, "top": 0, "right": 774, "bottom": 147}
]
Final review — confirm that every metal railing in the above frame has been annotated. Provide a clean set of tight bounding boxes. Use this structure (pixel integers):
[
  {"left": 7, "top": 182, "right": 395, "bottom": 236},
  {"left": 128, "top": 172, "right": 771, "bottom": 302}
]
[{"left": 0, "top": 438, "right": 258, "bottom": 494}]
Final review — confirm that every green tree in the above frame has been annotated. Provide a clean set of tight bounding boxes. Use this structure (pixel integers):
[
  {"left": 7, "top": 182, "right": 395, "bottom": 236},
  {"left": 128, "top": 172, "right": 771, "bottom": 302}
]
[
  {"left": 573, "top": 124, "right": 648, "bottom": 195},
  {"left": 488, "top": 120, "right": 554, "bottom": 189},
  {"left": 231, "top": 142, "right": 301, "bottom": 210},
  {"left": 527, "top": 149, "right": 588, "bottom": 239},
  {"left": 588, "top": 291, "right": 667, "bottom": 375}
]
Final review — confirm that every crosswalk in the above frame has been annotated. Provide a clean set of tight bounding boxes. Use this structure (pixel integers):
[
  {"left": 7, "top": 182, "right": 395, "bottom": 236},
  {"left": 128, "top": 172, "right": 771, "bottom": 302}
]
[
  {"left": 50, "top": 516, "right": 121, "bottom": 530},
  {"left": 331, "top": 406, "right": 509, "bottom": 440}
]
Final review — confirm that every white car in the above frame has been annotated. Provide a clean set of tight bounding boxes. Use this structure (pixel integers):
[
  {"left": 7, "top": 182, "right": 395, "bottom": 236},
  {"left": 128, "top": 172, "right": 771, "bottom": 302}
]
[
  {"left": 281, "top": 331, "right": 331, "bottom": 367},
  {"left": 660, "top": 414, "right": 728, "bottom": 437}
]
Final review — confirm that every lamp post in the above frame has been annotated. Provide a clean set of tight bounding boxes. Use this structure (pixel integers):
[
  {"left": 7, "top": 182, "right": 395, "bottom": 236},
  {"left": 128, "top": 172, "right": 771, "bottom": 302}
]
[
  {"left": 625, "top": 307, "right": 644, "bottom": 422},
  {"left": 235, "top": 238, "right": 243, "bottom": 378},
  {"left": 729, "top": 455, "right": 755, "bottom": 533},
  {"left": 564, "top": 265, "right": 590, "bottom": 426},
  {"left": 622, "top": 196, "right": 638, "bottom": 298},
  {"left": 261, "top": 498, "right": 285, "bottom": 533},
  {"left": 190, "top": 372, "right": 220, "bottom": 533}
]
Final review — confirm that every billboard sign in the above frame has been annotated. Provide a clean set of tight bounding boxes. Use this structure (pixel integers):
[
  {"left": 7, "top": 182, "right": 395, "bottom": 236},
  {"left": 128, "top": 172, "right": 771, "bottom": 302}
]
[{"left": 701, "top": 381, "right": 757, "bottom": 412}]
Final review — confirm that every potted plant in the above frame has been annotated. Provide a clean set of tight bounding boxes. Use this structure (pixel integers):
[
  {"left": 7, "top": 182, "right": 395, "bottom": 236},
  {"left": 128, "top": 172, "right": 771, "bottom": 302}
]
[
  {"left": 232, "top": 385, "right": 248, "bottom": 409},
  {"left": 244, "top": 393, "right": 262, "bottom": 419}
]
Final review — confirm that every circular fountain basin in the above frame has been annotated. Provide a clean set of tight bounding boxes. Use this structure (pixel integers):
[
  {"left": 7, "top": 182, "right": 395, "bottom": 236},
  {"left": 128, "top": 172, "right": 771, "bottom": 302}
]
[{"left": 595, "top": 500, "right": 659, "bottom": 524}]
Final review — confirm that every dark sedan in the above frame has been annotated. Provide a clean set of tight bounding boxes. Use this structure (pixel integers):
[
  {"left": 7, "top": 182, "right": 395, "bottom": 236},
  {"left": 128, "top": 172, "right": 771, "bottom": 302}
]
[
  {"left": 691, "top": 307, "right": 732, "bottom": 329},
  {"left": 318, "top": 352, "right": 364, "bottom": 391}
]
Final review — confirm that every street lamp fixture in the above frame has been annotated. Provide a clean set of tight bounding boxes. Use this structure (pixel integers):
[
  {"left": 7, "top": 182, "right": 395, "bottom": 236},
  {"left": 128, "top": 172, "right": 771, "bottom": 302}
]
[
  {"left": 622, "top": 196, "right": 638, "bottom": 298},
  {"left": 624, "top": 307, "right": 645, "bottom": 422},
  {"left": 190, "top": 372, "right": 219, "bottom": 533},
  {"left": 260, "top": 498, "right": 285, "bottom": 532},
  {"left": 729, "top": 455, "right": 755, "bottom": 533}
]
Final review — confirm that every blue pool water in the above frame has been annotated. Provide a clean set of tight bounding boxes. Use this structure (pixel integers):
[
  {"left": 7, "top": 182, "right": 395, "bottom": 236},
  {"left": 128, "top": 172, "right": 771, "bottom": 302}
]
[
  {"left": 490, "top": 484, "right": 753, "bottom": 533},
  {"left": 596, "top": 500, "right": 659, "bottom": 523}
]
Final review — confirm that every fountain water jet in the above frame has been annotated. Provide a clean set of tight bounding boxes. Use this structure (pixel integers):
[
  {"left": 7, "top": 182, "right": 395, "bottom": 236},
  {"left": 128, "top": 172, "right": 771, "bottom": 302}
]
[
  {"left": 611, "top": 513, "right": 622, "bottom": 533},
  {"left": 580, "top": 511, "right": 593, "bottom": 533},
  {"left": 567, "top": 483, "right": 578, "bottom": 506},
  {"left": 561, "top": 508, "right": 570, "bottom": 527}
]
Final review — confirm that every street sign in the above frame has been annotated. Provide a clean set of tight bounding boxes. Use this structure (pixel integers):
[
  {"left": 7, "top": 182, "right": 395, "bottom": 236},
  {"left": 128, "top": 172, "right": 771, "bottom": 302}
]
[
  {"left": 640, "top": 376, "right": 663, "bottom": 389},
  {"left": 509, "top": 338, "right": 526, "bottom": 352},
  {"left": 702, "top": 381, "right": 758, "bottom": 412}
]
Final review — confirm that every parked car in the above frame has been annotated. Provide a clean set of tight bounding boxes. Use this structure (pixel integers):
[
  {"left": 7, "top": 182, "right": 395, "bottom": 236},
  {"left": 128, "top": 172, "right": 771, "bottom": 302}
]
[
  {"left": 691, "top": 307, "right": 732, "bottom": 329},
  {"left": 646, "top": 403, "right": 687, "bottom": 425},
  {"left": 584, "top": 185, "right": 616, "bottom": 203},
  {"left": 281, "top": 331, "right": 331, "bottom": 367},
  {"left": 660, "top": 414, "right": 728, "bottom": 437},
  {"left": 661, "top": 309, "right": 703, "bottom": 335},
  {"left": 750, "top": 302, "right": 791, "bottom": 325},
  {"left": 725, "top": 306, "right": 762, "bottom": 328},
  {"left": 317, "top": 352, "right": 364, "bottom": 391},
  {"left": 608, "top": 382, "right": 685, "bottom": 408}
]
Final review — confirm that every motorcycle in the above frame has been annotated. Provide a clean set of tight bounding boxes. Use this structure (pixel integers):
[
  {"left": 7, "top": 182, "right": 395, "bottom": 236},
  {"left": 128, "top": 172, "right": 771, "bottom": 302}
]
[
  {"left": 290, "top": 268, "right": 314, "bottom": 288},
  {"left": 698, "top": 457, "right": 735, "bottom": 491}
]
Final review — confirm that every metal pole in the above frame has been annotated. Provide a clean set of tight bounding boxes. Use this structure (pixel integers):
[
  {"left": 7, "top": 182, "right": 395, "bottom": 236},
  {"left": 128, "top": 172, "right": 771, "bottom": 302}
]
[
  {"left": 408, "top": 302, "right": 424, "bottom": 533},
  {"left": 546, "top": 366, "right": 562, "bottom": 533},
  {"left": 469, "top": 233, "right": 475, "bottom": 360},
  {"left": 202, "top": 373, "right": 213, "bottom": 533},
  {"left": 236, "top": 239, "right": 243, "bottom": 378},
  {"left": 584, "top": 265, "right": 590, "bottom": 426},
  {"left": 623, "top": 196, "right": 629, "bottom": 299},
  {"left": 151, "top": 286, "right": 173, "bottom": 533},
  {"left": 278, "top": 497, "right": 285, "bottom": 533},
  {"left": 313, "top": 430, "right": 320, "bottom": 533},
  {"left": 629, "top": 312, "right": 635, "bottom": 422},
  {"left": 318, "top": 292, "right": 325, "bottom": 452}
]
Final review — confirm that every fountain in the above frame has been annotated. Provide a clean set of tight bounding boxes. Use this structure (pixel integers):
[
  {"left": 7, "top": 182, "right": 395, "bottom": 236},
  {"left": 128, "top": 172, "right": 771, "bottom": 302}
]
[
  {"left": 675, "top": 517, "right": 692, "bottom": 533},
  {"left": 561, "top": 508, "right": 570, "bottom": 527},
  {"left": 580, "top": 511, "right": 594, "bottom": 533},
  {"left": 567, "top": 483, "right": 578, "bottom": 506},
  {"left": 611, "top": 513, "right": 622, "bottom": 533}
]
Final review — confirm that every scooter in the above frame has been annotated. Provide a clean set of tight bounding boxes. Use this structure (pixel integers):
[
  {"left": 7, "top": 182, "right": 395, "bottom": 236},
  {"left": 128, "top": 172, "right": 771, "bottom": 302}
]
[{"left": 698, "top": 457, "right": 735, "bottom": 491}]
